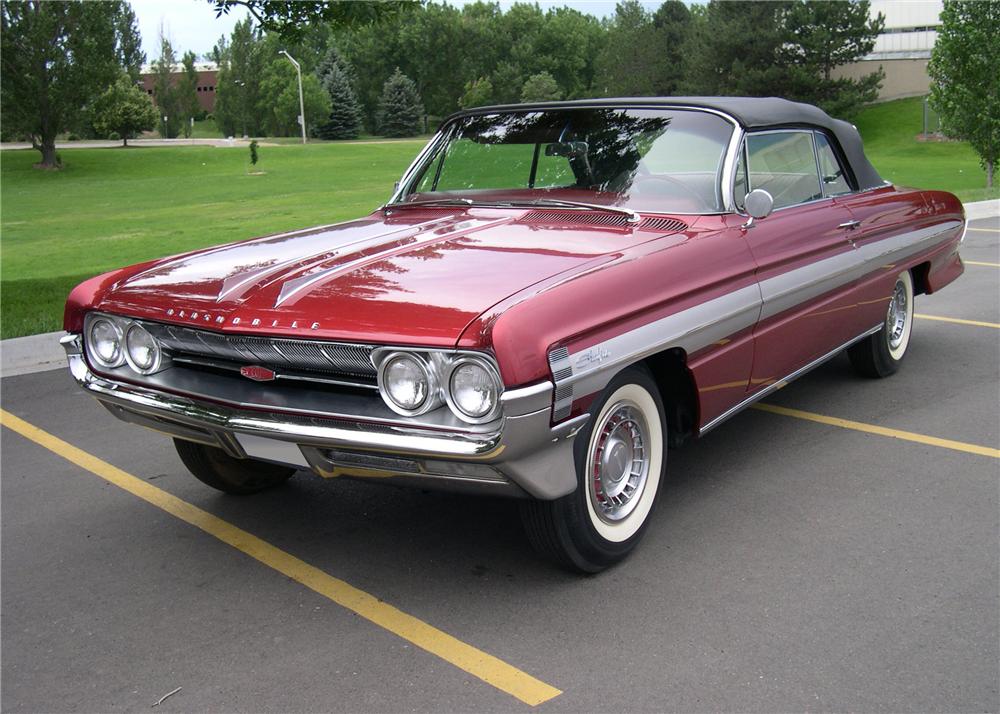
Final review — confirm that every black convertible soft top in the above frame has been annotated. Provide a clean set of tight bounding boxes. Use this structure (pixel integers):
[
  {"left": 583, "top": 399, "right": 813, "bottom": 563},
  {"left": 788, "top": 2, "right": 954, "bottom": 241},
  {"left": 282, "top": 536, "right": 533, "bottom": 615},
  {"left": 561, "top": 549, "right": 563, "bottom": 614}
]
[{"left": 444, "top": 96, "right": 886, "bottom": 191}]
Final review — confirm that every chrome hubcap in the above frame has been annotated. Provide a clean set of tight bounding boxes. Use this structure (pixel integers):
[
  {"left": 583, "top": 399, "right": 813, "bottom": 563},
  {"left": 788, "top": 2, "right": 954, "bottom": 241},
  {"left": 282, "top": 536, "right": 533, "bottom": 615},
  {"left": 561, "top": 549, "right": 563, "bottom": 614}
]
[
  {"left": 886, "top": 280, "right": 908, "bottom": 350},
  {"left": 589, "top": 401, "right": 650, "bottom": 523}
]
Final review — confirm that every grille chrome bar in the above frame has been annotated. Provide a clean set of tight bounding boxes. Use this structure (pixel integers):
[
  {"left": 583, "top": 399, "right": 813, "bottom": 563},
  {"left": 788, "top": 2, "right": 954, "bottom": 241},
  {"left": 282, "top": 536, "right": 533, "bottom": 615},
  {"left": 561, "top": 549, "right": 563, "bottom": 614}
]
[{"left": 142, "top": 322, "right": 377, "bottom": 385}]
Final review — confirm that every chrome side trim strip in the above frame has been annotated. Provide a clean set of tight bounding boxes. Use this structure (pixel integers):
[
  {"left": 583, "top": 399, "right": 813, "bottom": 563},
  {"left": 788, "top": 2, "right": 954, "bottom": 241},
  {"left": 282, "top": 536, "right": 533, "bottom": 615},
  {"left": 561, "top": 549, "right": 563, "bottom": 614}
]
[
  {"left": 558, "top": 284, "right": 763, "bottom": 402},
  {"left": 550, "top": 220, "right": 961, "bottom": 414},
  {"left": 699, "top": 323, "right": 882, "bottom": 434},
  {"left": 758, "top": 220, "right": 961, "bottom": 320}
]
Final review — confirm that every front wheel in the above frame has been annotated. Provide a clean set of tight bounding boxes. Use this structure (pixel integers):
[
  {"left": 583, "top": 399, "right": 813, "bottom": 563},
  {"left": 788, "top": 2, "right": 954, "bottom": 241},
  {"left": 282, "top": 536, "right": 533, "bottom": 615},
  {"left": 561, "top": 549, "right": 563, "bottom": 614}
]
[
  {"left": 174, "top": 439, "right": 295, "bottom": 495},
  {"left": 848, "top": 269, "right": 914, "bottom": 378},
  {"left": 520, "top": 366, "right": 666, "bottom": 573}
]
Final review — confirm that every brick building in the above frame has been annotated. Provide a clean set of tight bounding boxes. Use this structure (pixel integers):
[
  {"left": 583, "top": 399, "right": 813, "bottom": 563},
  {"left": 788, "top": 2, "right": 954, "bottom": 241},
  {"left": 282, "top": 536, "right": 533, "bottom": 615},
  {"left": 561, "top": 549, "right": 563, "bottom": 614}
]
[{"left": 139, "top": 62, "right": 219, "bottom": 113}]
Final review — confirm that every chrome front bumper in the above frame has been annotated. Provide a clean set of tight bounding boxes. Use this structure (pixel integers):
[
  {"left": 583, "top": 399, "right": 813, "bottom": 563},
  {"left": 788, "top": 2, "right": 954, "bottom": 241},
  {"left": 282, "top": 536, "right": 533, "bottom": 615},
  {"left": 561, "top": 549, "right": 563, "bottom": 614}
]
[{"left": 62, "top": 334, "right": 587, "bottom": 499}]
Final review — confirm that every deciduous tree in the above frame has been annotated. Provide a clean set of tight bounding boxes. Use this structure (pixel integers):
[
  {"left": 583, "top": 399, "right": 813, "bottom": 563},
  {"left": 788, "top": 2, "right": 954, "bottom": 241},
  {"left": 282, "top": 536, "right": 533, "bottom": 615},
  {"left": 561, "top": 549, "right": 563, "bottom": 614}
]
[
  {"left": 213, "top": 18, "right": 266, "bottom": 137},
  {"left": 460, "top": 77, "right": 494, "bottom": 109},
  {"left": 0, "top": 0, "right": 142, "bottom": 167},
  {"left": 211, "top": 0, "right": 413, "bottom": 42},
  {"left": 521, "top": 72, "right": 562, "bottom": 103},
  {"left": 595, "top": 0, "right": 694, "bottom": 97},
  {"left": 179, "top": 51, "right": 201, "bottom": 137},
  {"left": 91, "top": 72, "right": 158, "bottom": 146},
  {"left": 152, "top": 35, "right": 182, "bottom": 138},
  {"left": 258, "top": 58, "right": 330, "bottom": 137},
  {"left": 115, "top": 2, "right": 145, "bottom": 81},
  {"left": 929, "top": 0, "right": 1000, "bottom": 187}
]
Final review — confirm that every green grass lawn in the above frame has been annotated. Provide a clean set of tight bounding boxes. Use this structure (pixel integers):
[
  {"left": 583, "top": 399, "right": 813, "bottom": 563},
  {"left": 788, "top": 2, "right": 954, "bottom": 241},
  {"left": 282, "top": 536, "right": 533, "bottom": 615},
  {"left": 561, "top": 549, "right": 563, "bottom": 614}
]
[
  {"left": 0, "top": 141, "right": 422, "bottom": 338},
  {"left": 855, "top": 96, "right": 999, "bottom": 203},
  {"left": 190, "top": 117, "right": 222, "bottom": 138},
  {"left": 1, "top": 97, "right": 996, "bottom": 339}
]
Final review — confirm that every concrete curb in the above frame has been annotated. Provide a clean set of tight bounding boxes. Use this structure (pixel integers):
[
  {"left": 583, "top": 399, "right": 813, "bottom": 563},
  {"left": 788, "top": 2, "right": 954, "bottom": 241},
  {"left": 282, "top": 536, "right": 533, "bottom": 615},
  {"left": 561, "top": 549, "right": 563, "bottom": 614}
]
[
  {"left": 2, "top": 199, "right": 997, "bottom": 380},
  {"left": 964, "top": 199, "right": 999, "bottom": 221},
  {"left": 1, "top": 331, "right": 66, "bottom": 378}
]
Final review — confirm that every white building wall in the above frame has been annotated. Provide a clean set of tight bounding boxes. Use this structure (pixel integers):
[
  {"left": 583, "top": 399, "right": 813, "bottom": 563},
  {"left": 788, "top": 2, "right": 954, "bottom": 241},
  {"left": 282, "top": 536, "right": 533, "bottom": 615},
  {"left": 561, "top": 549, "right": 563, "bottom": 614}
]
[{"left": 831, "top": 0, "right": 944, "bottom": 101}]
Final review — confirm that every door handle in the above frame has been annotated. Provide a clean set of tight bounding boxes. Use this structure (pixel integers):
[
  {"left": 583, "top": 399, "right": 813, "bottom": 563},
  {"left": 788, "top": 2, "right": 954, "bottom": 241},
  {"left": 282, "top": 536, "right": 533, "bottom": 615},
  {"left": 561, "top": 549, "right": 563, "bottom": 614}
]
[{"left": 838, "top": 220, "right": 861, "bottom": 230}]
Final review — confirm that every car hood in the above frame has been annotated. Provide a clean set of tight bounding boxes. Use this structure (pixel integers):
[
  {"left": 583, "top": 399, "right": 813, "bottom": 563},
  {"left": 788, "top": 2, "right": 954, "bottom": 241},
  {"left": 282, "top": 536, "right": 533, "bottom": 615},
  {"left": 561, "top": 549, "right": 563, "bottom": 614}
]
[{"left": 95, "top": 209, "right": 686, "bottom": 346}]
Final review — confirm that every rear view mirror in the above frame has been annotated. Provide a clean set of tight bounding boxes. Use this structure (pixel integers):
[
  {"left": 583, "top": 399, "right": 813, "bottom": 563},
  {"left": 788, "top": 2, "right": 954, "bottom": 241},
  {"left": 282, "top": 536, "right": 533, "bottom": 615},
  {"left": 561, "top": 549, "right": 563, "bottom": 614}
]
[{"left": 545, "top": 141, "right": 588, "bottom": 158}]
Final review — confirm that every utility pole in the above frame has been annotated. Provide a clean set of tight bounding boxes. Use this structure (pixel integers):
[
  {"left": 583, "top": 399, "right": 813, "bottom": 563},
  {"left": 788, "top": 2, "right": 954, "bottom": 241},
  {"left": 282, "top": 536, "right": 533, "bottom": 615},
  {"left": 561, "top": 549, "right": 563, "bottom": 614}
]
[{"left": 279, "top": 50, "right": 306, "bottom": 145}]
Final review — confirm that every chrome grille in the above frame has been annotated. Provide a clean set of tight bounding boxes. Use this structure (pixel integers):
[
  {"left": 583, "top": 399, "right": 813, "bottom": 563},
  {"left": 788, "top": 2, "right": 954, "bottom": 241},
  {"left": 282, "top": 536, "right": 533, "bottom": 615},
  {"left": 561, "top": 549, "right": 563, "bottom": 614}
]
[{"left": 143, "top": 322, "right": 376, "bottom": 383}]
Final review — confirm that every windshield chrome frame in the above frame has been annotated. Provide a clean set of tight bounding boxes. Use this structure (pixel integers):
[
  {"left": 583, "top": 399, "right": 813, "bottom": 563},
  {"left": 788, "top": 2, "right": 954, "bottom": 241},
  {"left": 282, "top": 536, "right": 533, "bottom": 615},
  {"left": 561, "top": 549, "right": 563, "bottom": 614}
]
[{"left": 384, "top": 104, "right": 743, "bottom": 216}]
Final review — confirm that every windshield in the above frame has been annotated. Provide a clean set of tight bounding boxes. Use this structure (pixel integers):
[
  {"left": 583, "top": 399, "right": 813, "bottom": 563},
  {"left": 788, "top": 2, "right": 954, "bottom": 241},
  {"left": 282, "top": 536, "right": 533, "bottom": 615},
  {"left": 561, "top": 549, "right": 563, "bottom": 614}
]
[{"left": 397, "top": 108, "right": 734, "bottom": 214}]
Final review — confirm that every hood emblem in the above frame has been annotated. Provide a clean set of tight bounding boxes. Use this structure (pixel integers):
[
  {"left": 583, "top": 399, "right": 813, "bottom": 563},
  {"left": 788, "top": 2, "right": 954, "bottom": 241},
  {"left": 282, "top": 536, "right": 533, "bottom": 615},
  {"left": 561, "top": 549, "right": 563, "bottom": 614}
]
[{"left": 240, "top": 365, "right": 276, "bottom": 382}]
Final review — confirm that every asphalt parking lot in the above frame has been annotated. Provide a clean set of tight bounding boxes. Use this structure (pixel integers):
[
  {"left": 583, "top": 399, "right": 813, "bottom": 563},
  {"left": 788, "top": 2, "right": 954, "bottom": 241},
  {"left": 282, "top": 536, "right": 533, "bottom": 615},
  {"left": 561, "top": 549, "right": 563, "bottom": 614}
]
[{"left": 2, "top": 215, "right": 998, "bottom": 713}]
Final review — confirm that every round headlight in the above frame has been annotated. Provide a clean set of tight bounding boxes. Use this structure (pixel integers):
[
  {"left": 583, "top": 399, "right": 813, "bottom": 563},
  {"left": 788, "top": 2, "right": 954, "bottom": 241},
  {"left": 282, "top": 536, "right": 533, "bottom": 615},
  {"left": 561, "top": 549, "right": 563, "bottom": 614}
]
[
  {"left": 125, "top": 323, "right": 160, "bottom": 373},
  {"left": 448, "top": 359, "right": 499, "bottom": 420},
  {"left": 381, "top": 354, "right": 430, "bottom": 413},
  {"left": 88, "top": 318, "right": 123, "bottom": 367}
]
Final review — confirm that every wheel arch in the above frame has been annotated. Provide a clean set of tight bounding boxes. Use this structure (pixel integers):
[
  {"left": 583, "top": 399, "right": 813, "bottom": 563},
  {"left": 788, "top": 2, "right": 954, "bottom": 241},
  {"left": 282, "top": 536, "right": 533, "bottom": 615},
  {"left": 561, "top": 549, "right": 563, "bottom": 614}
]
[
  {"left": 911, "top": 261, "right": 931, "bottom": 296},
  {"left": 640, "top": 347, "right": 699, "bottom": 448}
]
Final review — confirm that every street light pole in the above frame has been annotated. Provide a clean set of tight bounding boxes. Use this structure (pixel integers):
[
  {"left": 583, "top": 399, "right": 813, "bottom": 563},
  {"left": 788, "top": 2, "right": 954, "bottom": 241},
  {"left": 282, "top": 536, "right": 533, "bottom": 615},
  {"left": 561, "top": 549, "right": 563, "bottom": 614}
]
[{"left": 279, "top": 50, "right": 306, "bottom": 145}]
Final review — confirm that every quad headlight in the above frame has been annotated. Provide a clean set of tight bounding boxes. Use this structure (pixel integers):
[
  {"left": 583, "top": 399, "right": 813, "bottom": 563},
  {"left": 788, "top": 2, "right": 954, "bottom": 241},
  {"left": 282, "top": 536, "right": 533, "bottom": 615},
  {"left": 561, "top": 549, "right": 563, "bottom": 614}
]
[
  {"left": 446, "top": 357, "right": 500, "bottom": 419},
  {"left": 124, "top": 322, "right": 162, "bottom": 374},
  {"left": 378, "top": 352, "right": 437, "bottom": 415},
  {"left": 86, "top": 316, "right": 125, "bottom": 368},
  {"left": 84, "top": 313, "right": 167, "bottom": 375},
  {"left": 374, "top": 349, "right": 502, "bottom": 423}
]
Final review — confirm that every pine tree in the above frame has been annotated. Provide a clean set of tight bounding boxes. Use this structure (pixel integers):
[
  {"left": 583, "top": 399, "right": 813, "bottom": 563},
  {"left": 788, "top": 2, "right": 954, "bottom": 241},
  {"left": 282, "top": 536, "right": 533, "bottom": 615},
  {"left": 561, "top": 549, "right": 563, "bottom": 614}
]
[
  {"left": 315, "top": 64, "right": 362, "bottom": 139},
  {"left": 316, "top": 44, "right": 358, "bottom": 96},
  {"left": 376, "top": 68, "right": 424, "bottom": 137}
]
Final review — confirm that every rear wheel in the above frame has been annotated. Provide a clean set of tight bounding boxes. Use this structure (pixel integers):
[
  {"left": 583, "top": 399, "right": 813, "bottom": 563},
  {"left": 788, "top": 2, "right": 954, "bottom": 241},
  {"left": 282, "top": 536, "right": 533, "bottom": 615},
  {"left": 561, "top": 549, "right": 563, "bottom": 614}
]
[
  {"left": 174, "top": 438, "right": 295, "bottom": 495},
  {"left": 520, "top": 366, "right": 666, "bottom": 573},
  {"left": 848, "top": 269, "right": 914, "bottom": 378}
]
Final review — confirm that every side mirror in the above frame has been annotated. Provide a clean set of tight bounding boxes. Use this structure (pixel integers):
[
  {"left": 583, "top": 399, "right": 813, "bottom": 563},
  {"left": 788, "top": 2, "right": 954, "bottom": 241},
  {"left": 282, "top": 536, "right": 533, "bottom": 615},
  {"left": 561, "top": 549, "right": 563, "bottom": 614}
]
[{"left": 741, "top": 189, "right": 774, "bottom": 229}]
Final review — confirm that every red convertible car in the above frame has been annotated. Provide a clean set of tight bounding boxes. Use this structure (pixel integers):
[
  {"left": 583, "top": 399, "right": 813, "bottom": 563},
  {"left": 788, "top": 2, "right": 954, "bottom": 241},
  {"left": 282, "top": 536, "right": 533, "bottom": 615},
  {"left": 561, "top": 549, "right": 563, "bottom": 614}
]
[{"left": 62, "top": 97, "right": 966, "bottom": 571}]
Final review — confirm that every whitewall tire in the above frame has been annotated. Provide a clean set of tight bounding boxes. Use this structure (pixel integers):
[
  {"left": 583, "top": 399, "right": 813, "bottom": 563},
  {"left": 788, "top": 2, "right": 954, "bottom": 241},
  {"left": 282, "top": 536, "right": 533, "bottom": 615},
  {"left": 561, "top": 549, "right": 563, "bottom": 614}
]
[
  {"left": 848, "top": 269, "right": 915, "bottom": 378},
  {"left": 520, "top": 365, "right": 666, "bottom": 572}
]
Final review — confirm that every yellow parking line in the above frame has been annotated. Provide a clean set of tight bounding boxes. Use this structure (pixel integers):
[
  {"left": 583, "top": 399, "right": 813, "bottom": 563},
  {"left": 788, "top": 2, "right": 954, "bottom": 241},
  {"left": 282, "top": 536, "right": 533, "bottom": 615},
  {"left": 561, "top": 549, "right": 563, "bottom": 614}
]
[
  {"left": 751, "top": 403, "right": 1000, "bottom": 459},
  {"left": 915, "top": 313, "right": 1000, "bottom": 329},
  {"left": 967, "top": 227, "right": 999, "bottom": 233},
  {"left": 0, "top": 409, "right": 562, "bottom": 707},
  {"left": 964, "top": 260, "right": 1000, "bottom": 267}
]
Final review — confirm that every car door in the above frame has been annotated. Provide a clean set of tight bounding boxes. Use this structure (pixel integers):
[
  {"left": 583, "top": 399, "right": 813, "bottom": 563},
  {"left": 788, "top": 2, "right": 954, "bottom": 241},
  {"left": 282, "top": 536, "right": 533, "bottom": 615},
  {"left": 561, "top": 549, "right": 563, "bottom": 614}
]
[
  {"left": 737, "top": 129, "right": 863, "bottom": 390},
  {"left": 830, "top": 133, "right": 936, "bottom": 334}
]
